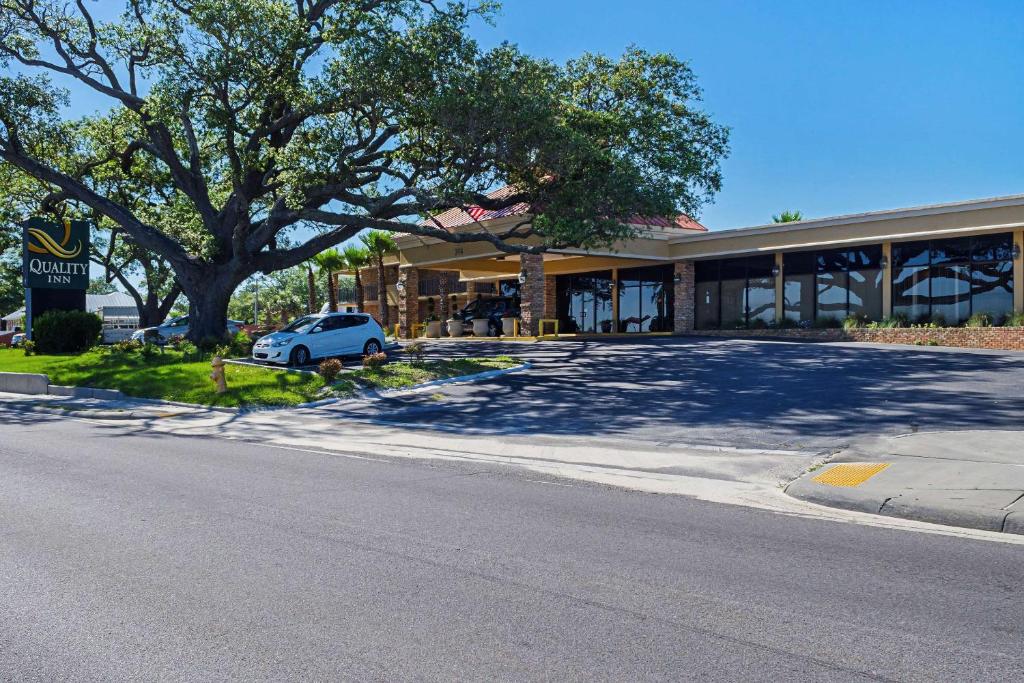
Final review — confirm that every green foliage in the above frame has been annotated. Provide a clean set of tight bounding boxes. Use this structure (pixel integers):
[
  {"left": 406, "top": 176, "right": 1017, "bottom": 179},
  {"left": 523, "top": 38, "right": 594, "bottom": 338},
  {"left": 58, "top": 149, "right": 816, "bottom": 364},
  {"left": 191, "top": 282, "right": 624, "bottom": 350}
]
[
  {"left": 772, "top": 210, "right": 804, "bottom": 223},
  {"left": 110, "top": 339, "right": 143, "bottom": 354},
  {"left": 842, "top": 314, "right": 869, "bottom": 330},
  {"left": 318, "top": 358, "right": 344, "bottom": 383},
  {"left": 1003, "top": 312, "right": 1024, "bottom": 327},
  {"left": 22, "top": 339, "right": 35, "bottom": 356},
  {"left": 774, "top": 317, "right": 799, "bottom": 329},
  {"left": 0, "top": 1, "right": 729, "bottom": 341},
  {"left": 0, "top": 348, "right": 325, "bottom": 407},
  {"left": 178, "top": 341, "right": 200, "bottom": 362},
  {"left": 140, "top": 342, "right": 160, "bottom": 359},
  {"left": 867, "top": 315, "right": 908, "bottom": 329},
  {"left": 965, "top": 312, "right": 993, "bottom": 328},
  {"left": 32, "top": 310, "right": 102, "bottom": 353},
  {"left": 87, "top": 278, "right": 118, "bottom": 295}
]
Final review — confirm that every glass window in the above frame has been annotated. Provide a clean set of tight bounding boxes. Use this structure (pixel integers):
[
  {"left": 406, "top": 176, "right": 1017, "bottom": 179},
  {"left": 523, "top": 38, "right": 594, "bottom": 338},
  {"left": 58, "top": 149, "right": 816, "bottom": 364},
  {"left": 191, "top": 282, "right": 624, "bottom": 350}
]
[
  {"left": 746, "top": 276, "right": 776, "bottom": 325},
  {"left": 892, "top": 266, "right": 930, "bottom": 322},
  {"left": 816, "top": 249, "right": 848, "bottom": 273},
  {"left": 930, "top": 237, "right": 971, "bottom": 265},
  {"left": 929, "top": 264, "right": 971, "bottom": 324},
  {"left": 784, "top": 251, "right": 816, "bottom": 275},
  {"left": 972, "top": 234, "right": 1014, "bottom": 262},
  {"left": 720, "top": 278, "right": 746, "bottom": 328},
  {"left": 618, "top": 281, "right": 642, "bottom": 332},
  {"left": 848, "top": 245, "right": 882, "bottom": 269},
  {"left": 848, "top": 268, "right": 883, "bottom": 321},
  {"left": 892, "top": 241, "right": 930, "bottom": 267},
  {"left": 816, "top": 270, "right": 848, "bottom": 322},
  {"left": 971, "top": 261, "right": 1014, "bottom": 321},
  {"left": 784, "top": 273, "right": 815, "bottom": 324},
  {"left": 695, "top": 281, "right": 719, "bottom": 330}
]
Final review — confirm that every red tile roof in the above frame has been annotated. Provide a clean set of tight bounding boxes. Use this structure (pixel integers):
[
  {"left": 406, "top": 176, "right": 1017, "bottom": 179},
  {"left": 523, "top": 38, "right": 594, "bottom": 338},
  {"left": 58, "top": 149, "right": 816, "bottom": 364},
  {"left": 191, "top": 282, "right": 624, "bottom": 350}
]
[{"left": 420, "top": 186, "right": 707, "bottom": 232}]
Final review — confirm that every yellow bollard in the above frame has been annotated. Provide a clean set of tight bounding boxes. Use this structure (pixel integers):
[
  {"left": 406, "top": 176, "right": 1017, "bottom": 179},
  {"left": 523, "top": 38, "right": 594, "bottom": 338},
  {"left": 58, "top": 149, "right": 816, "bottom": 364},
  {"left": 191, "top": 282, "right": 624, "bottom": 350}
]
[{"left": 210, "top": 356, "right": 228, "bottom": 393}]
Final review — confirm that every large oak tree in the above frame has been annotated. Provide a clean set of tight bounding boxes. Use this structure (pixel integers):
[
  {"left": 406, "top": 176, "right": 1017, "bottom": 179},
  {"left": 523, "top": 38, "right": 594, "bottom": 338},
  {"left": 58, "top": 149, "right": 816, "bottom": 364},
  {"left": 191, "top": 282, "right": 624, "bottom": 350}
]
[{"left": 0, "top": 0, "right": 728, "bottom": 341}]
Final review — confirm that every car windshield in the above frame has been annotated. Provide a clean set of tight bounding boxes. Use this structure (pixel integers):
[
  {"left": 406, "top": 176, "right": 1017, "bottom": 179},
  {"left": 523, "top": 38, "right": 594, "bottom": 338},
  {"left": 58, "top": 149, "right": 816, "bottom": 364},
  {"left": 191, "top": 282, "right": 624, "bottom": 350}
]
[{"left": 281, "top": 315, "right": 320, "bottom": 333}]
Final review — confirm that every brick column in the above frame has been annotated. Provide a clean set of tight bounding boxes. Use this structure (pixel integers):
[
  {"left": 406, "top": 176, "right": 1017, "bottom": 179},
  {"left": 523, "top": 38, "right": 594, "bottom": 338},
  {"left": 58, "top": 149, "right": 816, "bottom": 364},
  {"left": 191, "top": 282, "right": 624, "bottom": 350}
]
[
  {"left": 519, "top": 253, "right": 545, "bottom": 336},
  {"left": 673, "top": 261, "right": 695, "bottom": 333},
  {"left": 398, "top": 267, "right": 420, "bottom": 338}
]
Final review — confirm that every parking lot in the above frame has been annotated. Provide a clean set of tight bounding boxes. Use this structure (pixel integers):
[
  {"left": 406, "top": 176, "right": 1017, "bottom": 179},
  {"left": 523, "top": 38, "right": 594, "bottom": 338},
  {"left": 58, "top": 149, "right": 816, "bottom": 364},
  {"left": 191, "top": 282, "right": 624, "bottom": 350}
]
[{"left": 327, "top": 336, "right": 1024, "bottom": 451}]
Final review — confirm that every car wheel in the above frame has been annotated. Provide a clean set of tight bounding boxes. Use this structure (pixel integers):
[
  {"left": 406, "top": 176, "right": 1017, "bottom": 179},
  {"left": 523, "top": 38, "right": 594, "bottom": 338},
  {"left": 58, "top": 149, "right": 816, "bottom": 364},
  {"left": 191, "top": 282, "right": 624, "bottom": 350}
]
[
  {"left": 363, "top": 339, "right": 382, "bottom": 356},
  {"left": 290, "top": 345, "right": 311, "bottom": 366}
]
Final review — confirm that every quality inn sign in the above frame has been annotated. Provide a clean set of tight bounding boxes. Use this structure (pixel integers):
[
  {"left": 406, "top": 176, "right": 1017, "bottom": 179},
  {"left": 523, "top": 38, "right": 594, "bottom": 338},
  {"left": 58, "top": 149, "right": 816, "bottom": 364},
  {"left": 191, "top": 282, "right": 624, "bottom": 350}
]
[{"left": 22, "top": 217, "right": 90, "bottom": 290}]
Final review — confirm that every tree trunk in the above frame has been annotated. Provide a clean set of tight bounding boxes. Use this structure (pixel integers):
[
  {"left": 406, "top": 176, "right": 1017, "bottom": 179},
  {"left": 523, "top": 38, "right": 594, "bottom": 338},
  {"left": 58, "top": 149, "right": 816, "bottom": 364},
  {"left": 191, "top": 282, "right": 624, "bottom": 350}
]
[
  {"left": 306, "top": 265, "right": 316, "bottom": 314},
  {"left": 176, "top": 266, "right": 240, "bottom": 344},
  {"left": 327, "top": 271, "right": 338, "bottom": 312},
  {"left": 376, "top": 256, "right": 389, "bottom": 327},
  {"left": 354, "top": 270, "right": 364, "bottom": 312}
]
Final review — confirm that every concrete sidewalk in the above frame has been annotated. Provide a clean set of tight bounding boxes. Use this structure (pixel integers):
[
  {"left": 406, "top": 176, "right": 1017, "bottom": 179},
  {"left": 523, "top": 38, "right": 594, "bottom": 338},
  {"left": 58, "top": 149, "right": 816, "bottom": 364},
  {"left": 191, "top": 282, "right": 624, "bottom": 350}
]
[{"left": 786, "top": 431, "right": 1024, "bottom": 534}]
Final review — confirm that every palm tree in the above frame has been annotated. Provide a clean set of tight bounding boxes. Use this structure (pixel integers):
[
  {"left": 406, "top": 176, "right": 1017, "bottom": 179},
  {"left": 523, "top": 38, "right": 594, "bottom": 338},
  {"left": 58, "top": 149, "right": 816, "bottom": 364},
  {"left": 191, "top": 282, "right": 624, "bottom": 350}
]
[
  {"left": 360, "top": 230, "right": 398, "bottom": 327},
  {"left": 342, "top": 244, "right": 370, "bottom": 313},
  {"left": 312, "top": 248, "right": 347, "bottom": 312},
  {"left": 772, "top": 210, "right": 804, "bottom": 223},
  {"left": 305, "top": 262, "right": 316, "bottom": 314}
]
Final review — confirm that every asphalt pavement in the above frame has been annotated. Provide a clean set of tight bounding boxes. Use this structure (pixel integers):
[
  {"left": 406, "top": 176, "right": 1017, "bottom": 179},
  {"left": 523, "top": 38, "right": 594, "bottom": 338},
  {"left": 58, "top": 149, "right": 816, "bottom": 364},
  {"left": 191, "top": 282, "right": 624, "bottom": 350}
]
[
  {"left": 332, "top": 336, "right": 1024, "bottom": 451},
  {"left": 1, "top": 416, "right": 1023, "bottom": 681}
]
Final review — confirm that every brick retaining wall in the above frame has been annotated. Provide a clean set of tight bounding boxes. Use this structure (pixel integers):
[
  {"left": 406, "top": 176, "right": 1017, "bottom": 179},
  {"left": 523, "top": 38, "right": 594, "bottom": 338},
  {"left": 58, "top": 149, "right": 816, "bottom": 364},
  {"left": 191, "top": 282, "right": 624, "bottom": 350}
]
[{"left": 690, "top": 327, "right": 1024, "bottom": 351}]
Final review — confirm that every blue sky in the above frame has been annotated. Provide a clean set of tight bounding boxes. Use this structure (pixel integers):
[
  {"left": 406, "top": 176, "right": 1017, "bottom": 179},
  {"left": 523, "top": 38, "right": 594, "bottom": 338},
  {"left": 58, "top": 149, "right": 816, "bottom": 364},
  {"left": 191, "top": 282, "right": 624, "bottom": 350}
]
[
  {"left": 32, "top": 0, "right": 1024, "bottom": 232},
  {"left": 470, "top": 0, "right": 1024, "bottom": 228}
]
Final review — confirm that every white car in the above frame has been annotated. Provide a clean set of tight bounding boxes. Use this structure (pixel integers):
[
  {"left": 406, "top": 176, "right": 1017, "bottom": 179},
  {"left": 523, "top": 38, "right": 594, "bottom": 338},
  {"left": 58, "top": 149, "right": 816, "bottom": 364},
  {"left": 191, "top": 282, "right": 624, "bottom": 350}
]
[
  {"left": 131, "top": 315, "right": 243, "bottom": 343},
  {"left": 252, "top": 313, "right": 385, "bottom": 366}
]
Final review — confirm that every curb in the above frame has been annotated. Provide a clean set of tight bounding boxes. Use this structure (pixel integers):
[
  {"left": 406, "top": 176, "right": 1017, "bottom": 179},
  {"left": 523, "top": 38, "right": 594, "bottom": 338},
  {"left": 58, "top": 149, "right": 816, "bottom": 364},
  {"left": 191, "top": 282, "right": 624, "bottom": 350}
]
[
  {"left": 354, "top": 362, "right": 532, "bottom": 401},
  {"left": 0, "top": 400, "right": 185, "bottom": 421}
]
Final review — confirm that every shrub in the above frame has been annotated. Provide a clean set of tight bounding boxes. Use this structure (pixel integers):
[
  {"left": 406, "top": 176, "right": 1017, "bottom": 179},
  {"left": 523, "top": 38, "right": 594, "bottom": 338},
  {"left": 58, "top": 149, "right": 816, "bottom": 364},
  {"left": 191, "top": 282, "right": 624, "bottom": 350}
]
[
  {"left": 1003, "top": 312, "right": 1024, "bottom": 327},
  {"left": 929, "top": 312, "right": 948, "bottom": 327},
  {"left": 22, "top": 339, "right": 36, "bottom": 356},
  {"left": 403, "top": 340, "right": 426, "bottom": 364},
  {"left": 965, "top": 312, "right": 993, "bottom": 328},
  {"left": 775, "top": 317, "right": 798, "bottom": 329},
  {"left": 179, "top": 341, "right": 201, "bottom": 362},
  {"left": 140, "top": 342, "right": 160, "bottom": 359},
  {"left": 110, "top": 339, "right": 143, "bottom": 354},
  {"left": 842, "top": 314, "right": 868, "bottom": 330},
  {"left": 228, "top": 330, "right": 254, "bottom": 357},
  {"left": 167, "top": 334, "right": 187, "bottom": 349},
  {"left": 32, "top": 310, "right": 102, "bottom": 353},
  {"left": 868, "top": 315, "right": 907, "bottom": 329},
  {"left": 213, "top": 344, "right": 232, "bottom": 359},
  {"left": 748, "top": 318, "right": 769, "bottom": 330},
  {"left": 362, "top": 351, "right": 388, "bottom": 370},
  {"left": 318, "top": 357, "right": 343, "bottom": 382}
]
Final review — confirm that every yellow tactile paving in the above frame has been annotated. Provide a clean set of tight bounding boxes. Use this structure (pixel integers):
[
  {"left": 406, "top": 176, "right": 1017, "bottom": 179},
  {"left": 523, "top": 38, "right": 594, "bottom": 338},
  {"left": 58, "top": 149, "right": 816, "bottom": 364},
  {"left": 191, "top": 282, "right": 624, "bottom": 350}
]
[{"left": 812, "top": 462, "right": 891, "bottom": 488}]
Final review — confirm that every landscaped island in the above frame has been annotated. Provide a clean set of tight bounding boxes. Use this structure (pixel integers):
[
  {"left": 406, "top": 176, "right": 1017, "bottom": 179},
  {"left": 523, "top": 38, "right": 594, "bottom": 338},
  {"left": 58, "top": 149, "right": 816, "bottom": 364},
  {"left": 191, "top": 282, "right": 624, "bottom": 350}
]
[{"left": 0, "top": 349, "right": 519, "bottom": 408}]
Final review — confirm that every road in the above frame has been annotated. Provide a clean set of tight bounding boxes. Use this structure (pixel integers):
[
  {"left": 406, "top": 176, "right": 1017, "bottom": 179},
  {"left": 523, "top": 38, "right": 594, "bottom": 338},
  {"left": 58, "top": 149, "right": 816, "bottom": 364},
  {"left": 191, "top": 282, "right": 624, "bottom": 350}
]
[{"left": 2, "top": 415, "right": 1022, "bottom": 681}]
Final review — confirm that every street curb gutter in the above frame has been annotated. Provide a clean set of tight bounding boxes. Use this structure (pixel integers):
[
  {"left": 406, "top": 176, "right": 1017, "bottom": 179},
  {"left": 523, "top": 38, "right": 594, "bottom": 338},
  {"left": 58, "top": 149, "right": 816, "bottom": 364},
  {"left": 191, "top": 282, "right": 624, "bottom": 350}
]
[
  {"left": 0, "top": 400, "right": 184, "bottom": 421},
  {"left": 784, "top": 472, "right": 1024, "bottom": 536}
]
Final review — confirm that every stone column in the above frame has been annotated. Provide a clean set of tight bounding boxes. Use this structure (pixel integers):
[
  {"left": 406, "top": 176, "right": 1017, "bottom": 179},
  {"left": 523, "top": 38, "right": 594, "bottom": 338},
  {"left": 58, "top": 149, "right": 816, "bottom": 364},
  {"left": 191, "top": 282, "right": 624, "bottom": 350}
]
[
  {"left": 519, "top": 253, "right": 545, "bottom": 336},
  {"left": 398, "top": 267, "right": 420, "bottom": 338},
  {"left": 673, "top": 260, "right": 695, "bottom": 333}
]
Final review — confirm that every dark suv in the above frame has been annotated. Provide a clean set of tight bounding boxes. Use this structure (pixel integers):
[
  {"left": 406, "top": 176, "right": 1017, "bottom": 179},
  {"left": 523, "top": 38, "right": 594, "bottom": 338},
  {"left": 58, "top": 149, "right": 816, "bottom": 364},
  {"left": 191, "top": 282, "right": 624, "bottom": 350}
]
[{"left": 458, "top": 297, "right": 520, "bottom": 336}]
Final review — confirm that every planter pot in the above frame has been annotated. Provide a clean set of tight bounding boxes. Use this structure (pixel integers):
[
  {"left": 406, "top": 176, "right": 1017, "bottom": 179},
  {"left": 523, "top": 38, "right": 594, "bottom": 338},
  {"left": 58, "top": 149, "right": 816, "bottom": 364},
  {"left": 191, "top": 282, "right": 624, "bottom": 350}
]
[
  {"left": 471, "top": 318, "right": 491, "bottom": 337},
  {"left": 501, "top": 316, "right": 519, "bottom": 337},
  {"left": 425, "top": 320, "right": 442, "bottom": 338},
  {"left": 447, "top": 319, "right": 464, "bottom": 337}
]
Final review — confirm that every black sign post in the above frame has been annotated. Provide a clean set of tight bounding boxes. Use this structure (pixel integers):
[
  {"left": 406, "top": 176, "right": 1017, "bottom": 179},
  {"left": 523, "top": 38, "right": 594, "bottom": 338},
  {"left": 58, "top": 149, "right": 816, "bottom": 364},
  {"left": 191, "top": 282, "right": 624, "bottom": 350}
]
[{"left": 22, "top": 217, "right": 90, "bottom": 338}]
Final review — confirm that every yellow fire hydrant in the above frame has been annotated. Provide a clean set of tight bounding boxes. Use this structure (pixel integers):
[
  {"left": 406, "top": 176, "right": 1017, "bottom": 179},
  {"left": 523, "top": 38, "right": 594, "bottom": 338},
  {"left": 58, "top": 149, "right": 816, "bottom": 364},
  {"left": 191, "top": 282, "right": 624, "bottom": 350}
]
[{"left": 210, "top": 356, "right": 228, "bottom": 394}]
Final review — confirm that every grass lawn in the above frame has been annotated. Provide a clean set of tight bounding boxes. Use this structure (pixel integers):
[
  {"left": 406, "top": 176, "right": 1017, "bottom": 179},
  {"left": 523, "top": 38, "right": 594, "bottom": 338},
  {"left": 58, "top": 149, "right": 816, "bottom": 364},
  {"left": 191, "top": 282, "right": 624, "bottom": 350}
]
[{"left": 0, "top": 348, "right": 520, "bottom": 407}]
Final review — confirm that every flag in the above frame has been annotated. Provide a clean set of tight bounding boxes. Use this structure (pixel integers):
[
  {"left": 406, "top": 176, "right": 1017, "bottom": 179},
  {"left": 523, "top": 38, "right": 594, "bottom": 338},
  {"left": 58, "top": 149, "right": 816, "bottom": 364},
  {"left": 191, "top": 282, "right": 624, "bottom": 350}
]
[{"left": 466, "top": 205, "right": 488, "bottom": 221}]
